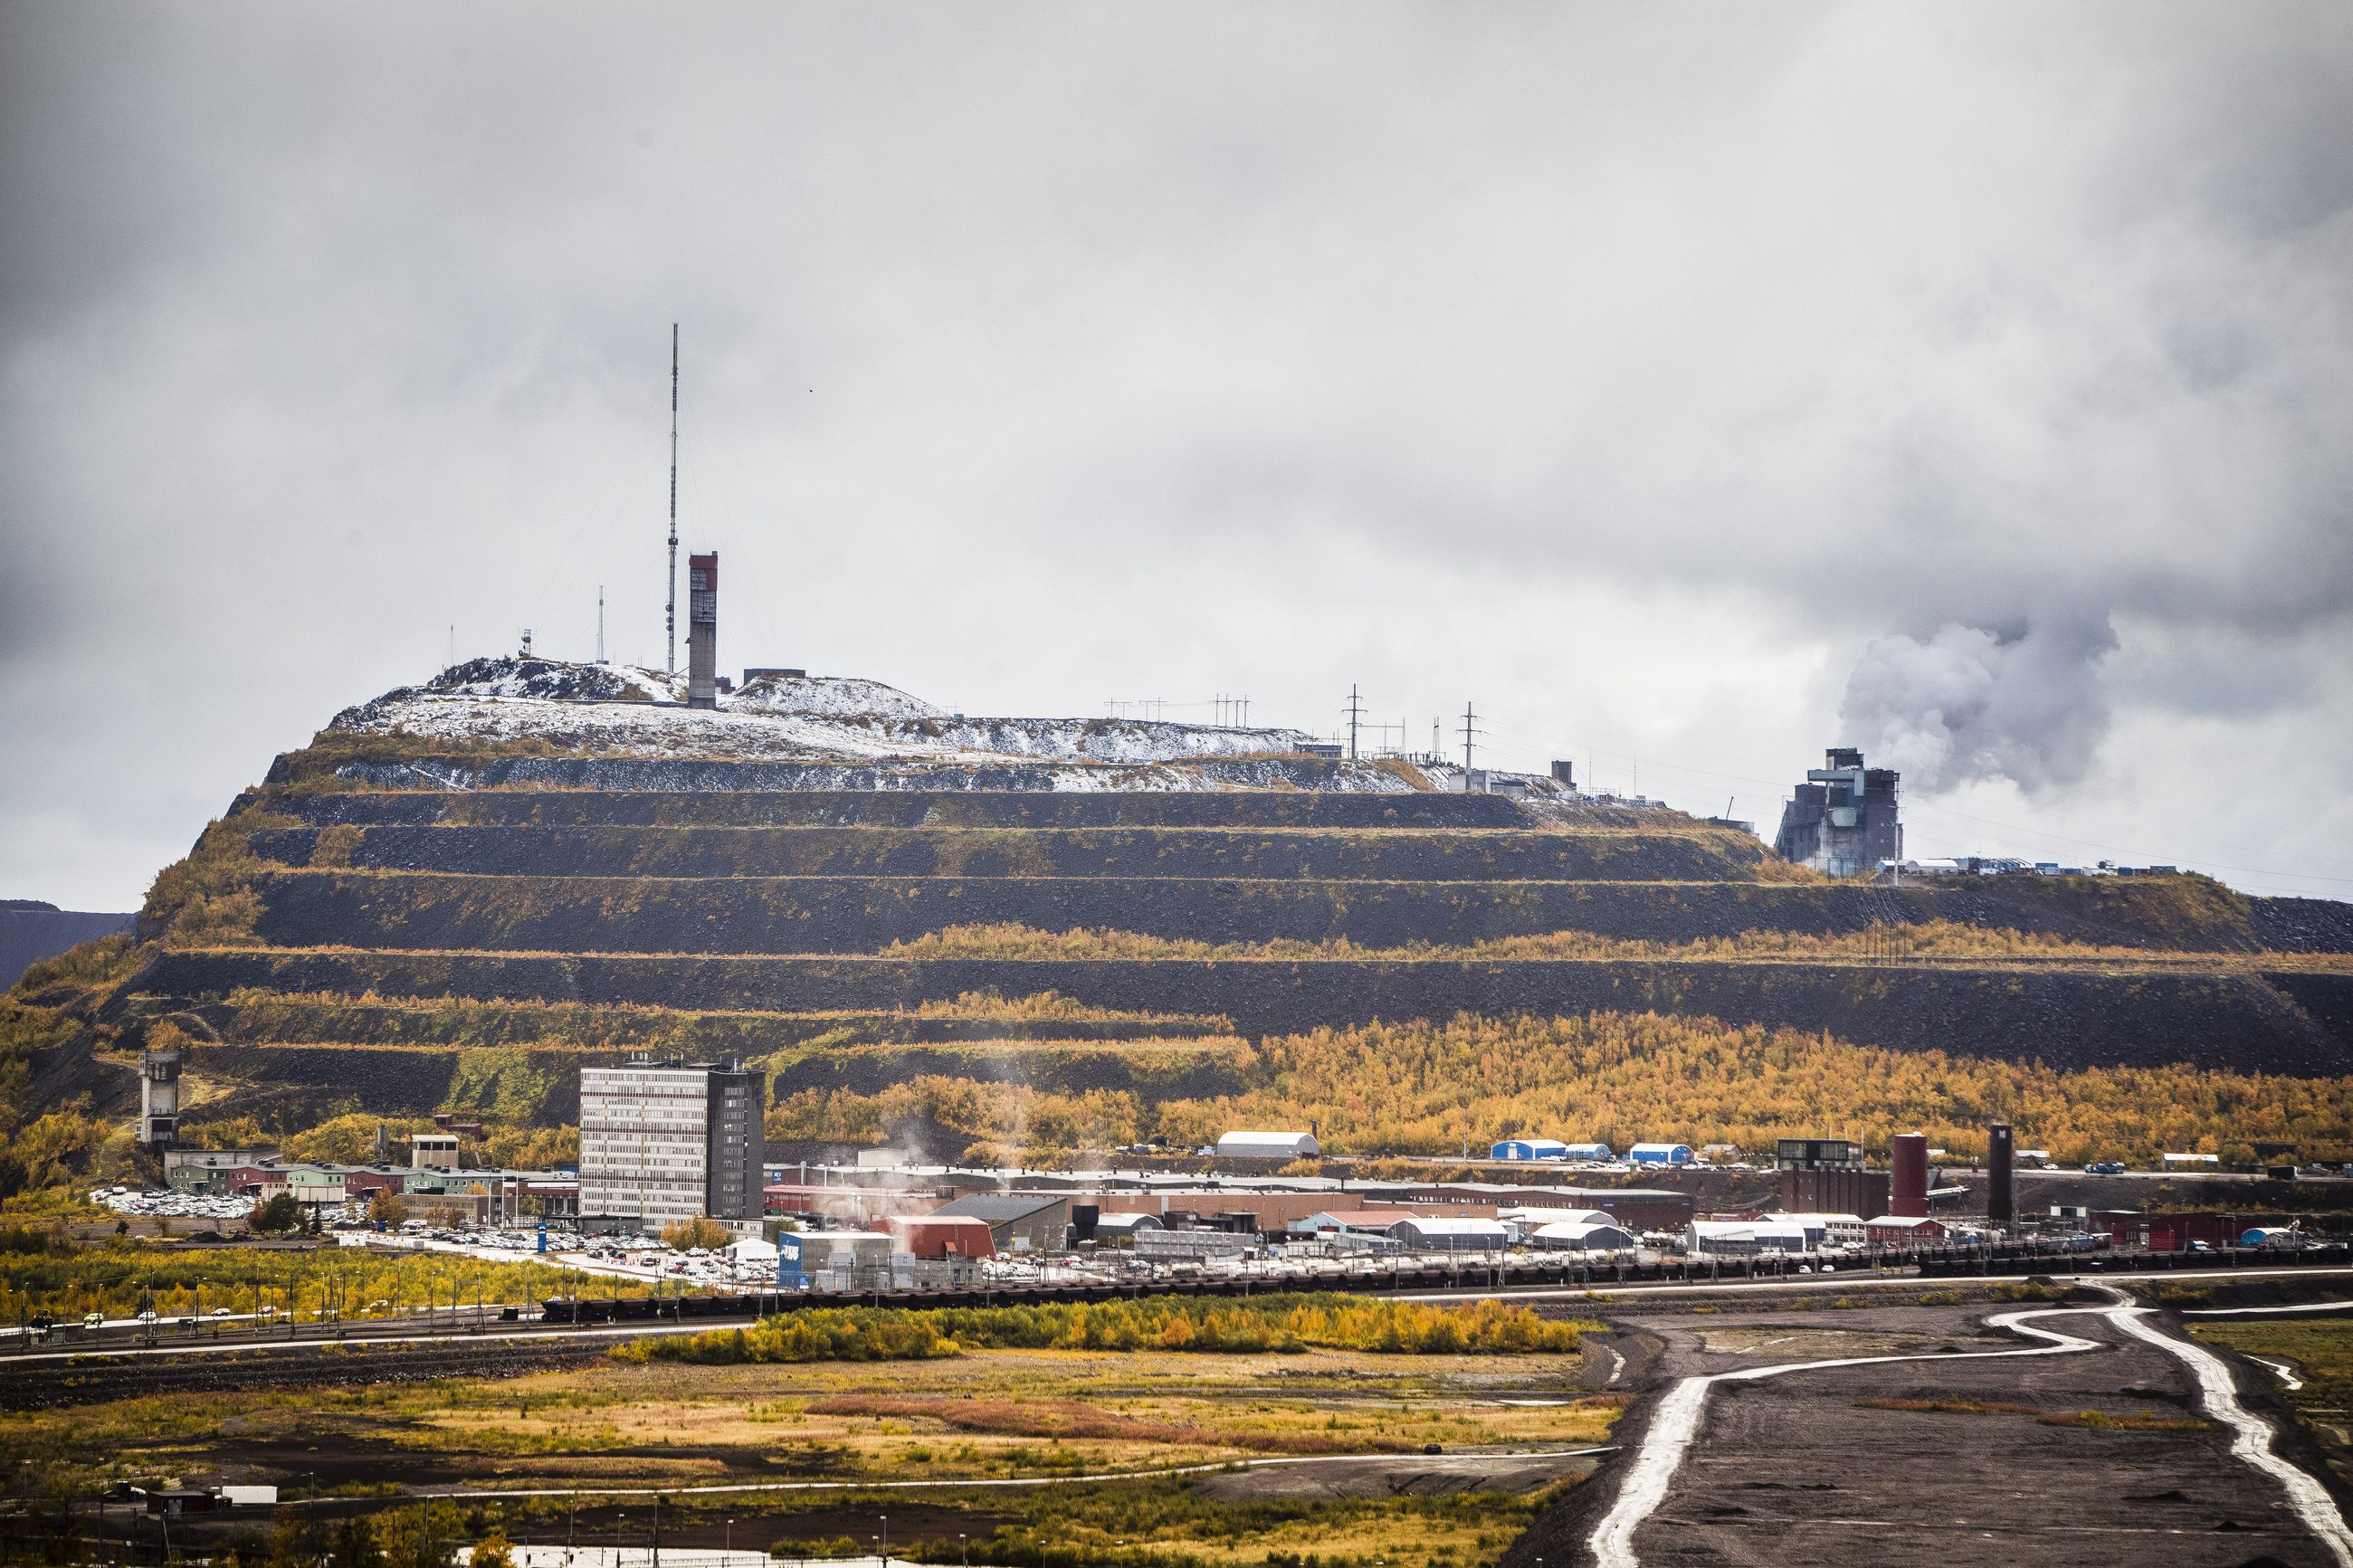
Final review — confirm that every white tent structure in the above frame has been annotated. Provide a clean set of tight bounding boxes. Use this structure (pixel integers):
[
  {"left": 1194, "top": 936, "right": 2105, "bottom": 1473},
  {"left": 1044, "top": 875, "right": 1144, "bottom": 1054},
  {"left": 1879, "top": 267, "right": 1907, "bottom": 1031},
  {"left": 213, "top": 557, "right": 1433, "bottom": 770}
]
[
  {"left": 1529, "top": 1220, "right": 1638, "bottom": 1252},
  {"left": 1215, "top": 1130, "right": 1319, "bottom": 1160}
]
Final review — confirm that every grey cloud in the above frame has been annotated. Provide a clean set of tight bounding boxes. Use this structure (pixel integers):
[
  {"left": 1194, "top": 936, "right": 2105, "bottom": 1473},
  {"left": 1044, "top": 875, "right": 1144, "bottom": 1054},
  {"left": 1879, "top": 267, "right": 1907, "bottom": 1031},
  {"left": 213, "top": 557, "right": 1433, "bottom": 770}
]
[
  {"left": 1, "top": 2, "right": 2350, "bottom": 901},
  {"left": 1838, "top": 613, "right": 2120, "bottom": 795}
]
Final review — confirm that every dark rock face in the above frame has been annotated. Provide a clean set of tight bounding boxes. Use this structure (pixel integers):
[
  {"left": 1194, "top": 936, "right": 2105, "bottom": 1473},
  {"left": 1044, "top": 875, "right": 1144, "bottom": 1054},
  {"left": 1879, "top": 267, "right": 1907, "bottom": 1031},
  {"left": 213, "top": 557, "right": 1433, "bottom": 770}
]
[
  {"left": 115, "top": 752, "right": 2353, "bottom": 1132},
  {"left": 146, "top": 948, "right": 2353, "bottom": 1079}
]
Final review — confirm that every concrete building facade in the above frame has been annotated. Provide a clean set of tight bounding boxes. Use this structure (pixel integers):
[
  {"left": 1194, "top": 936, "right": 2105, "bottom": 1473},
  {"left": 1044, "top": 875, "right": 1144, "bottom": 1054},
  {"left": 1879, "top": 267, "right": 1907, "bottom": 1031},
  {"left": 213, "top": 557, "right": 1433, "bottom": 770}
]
[
  {"left": 1774, "top": 747, "right": 1902, "bottom": 877},
  {"left": 687, "top": 552, "right": 719, "bottom": 709},
  {"left": 579, "top": 1060, "right": 765, "bottom": 1229},
  {"left": 138, "top": 1047, "right": 181, "bottom": 1148}
]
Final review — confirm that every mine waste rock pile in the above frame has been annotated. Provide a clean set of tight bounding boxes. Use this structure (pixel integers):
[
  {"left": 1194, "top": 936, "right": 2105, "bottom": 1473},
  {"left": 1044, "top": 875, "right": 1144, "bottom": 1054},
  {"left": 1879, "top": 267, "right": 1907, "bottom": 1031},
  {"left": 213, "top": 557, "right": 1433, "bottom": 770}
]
[{"left": 17, "top": 658, "right": 2353, "bottom": 1138}]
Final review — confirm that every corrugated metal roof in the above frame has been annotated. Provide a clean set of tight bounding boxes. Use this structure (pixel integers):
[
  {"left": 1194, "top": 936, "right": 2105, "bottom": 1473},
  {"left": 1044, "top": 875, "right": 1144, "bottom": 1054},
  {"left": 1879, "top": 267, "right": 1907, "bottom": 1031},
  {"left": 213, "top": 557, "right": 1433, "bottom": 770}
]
[
  {"left": 930, "top": 1193, "right": 1069, "bottom": 1223},
  {"left": 1392, "top": 1217, "right": 1511, "bottom": 1236}
]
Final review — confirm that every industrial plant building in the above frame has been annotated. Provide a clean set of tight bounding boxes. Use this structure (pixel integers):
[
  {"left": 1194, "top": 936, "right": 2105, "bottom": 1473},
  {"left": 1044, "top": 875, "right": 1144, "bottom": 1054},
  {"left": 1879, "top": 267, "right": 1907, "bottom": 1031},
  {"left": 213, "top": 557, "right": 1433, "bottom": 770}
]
[
  {"left": 1774, "top": 747, "right": 1902, "bottom": 876},
  {"left": 578, "top": 1060, "right": 765, "bottom": 1230}
]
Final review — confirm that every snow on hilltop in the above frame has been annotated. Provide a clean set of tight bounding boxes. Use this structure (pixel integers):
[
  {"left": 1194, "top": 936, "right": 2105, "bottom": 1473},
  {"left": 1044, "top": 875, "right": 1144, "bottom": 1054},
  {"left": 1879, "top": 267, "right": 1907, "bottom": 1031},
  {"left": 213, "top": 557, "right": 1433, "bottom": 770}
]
[
  {"left": 325, "top": 658, "right": 1409, "bottom": 785},
  {"left": 730, "top": 671, "right": 944, "bottom": 721}
]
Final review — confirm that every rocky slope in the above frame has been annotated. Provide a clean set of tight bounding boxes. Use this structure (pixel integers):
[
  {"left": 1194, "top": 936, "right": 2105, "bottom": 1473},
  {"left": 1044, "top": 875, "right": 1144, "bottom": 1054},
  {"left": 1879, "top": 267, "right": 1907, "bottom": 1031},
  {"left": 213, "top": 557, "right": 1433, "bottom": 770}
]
[{"left": 13, "top": 659, "right": 2353, "bottom": 1145}]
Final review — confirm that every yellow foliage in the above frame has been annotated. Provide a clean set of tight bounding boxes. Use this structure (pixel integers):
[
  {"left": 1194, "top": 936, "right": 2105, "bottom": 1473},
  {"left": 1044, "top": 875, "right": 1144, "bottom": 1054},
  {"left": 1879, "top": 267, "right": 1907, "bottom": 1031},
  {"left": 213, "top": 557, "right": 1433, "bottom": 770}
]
[
  {"left": 881, "top": 919, "right": 2292, "bottom": 967},
  {"left": 661, "top": 1215, "right": 732, "bottom": 1250},
  {"left": 767, "top": 1076, "right": 1144, "bottom": 1155},
  {"left": 773, "top": 1010, "right": 2353, "bottom": 1167}
]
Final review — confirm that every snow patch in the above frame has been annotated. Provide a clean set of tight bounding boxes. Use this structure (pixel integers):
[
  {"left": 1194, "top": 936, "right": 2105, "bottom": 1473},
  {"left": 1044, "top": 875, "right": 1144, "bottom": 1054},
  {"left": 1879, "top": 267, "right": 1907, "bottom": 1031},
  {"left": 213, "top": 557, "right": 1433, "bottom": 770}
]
[
  {"left": 731, "top": 672, "right": 944, "bottom": 721},
  {"left": 329, "top": 657, "right": 1366, "bottom": 784}
]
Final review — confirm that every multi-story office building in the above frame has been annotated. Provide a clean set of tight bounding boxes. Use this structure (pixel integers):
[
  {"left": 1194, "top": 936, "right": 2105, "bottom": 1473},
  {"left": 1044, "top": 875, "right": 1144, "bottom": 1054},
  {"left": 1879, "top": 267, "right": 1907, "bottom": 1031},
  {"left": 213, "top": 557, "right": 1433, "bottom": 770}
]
[{"left": 579, "top": 1060, "right": 765, "bottom": 1229}]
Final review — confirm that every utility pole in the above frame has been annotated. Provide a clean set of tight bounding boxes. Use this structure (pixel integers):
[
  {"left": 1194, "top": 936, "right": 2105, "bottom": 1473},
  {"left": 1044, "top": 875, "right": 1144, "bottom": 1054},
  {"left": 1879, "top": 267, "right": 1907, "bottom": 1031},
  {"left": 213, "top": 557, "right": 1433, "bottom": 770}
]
[
  {"left": 1460, "top": 702, "right": 1479, "bottom": 792},
  {"left": 1345, "top": 684, "right": 1363, "bottom": 760},
  {"left": 596, "top": 586, "right": 605, "bottom": 663},
  {"left": 666, "top": 322, "right": 679, "bottom": 678}
]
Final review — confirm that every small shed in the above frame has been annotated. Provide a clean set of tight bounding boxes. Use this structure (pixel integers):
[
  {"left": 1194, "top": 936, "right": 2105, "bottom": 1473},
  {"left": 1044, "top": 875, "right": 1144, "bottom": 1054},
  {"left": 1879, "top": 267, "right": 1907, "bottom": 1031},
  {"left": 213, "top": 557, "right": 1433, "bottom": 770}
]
[
  {"left": 1491, "top": 1139, "right": 1570, "bottom": 1162},
  {"left": 1863, "top": 1215, "right": 1948, "bottom": 1244},
  {"left": 1215, "top": 1130, "right": 1319, "bottom": 1161}
]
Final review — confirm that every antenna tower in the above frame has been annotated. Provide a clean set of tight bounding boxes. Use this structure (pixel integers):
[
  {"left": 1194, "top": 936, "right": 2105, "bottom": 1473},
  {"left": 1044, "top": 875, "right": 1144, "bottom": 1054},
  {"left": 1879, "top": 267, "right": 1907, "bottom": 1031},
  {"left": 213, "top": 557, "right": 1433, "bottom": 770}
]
[
  {"left": 596, "top": 586, "right": 605, "bottom": 663},
  {"left": 1345, "top": 684, "right": 1363, "bottom": 760},
  {"left": 665, "top": 322, "right": 679, "bottom": 677},
  {"left": 1459, "top": 702, "right": 1480, "bottom": 793}
]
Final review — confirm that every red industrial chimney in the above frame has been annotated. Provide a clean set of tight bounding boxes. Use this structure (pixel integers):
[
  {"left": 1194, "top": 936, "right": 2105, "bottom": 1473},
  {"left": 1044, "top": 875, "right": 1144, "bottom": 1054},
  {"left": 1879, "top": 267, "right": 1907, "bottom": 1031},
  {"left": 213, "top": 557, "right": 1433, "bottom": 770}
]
[{"left": 1891, "top": 1132, "right": 1929, "bottom": 1218}]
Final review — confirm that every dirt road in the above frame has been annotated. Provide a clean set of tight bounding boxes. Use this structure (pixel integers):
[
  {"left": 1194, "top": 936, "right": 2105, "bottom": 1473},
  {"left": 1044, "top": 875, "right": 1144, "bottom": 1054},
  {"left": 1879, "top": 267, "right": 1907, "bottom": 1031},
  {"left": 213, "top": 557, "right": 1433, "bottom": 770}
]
[{"left": 1517, "top": 1291, "right": 2353, "bottom": 1568}]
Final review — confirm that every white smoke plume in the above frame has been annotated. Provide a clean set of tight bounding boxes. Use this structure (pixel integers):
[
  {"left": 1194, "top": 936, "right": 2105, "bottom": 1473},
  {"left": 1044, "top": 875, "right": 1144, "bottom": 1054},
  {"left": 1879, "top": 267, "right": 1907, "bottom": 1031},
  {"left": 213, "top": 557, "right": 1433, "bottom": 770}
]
[{"left": 1838, "top": 613, "right": 2120, "bottom": 794}]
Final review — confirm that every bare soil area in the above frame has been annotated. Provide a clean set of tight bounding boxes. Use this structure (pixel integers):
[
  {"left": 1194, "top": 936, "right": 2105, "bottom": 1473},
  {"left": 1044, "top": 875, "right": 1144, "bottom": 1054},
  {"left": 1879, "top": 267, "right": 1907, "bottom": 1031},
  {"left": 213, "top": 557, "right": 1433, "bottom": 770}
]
[
  {"left": 1512, "top": 1296, "right": 2350, "bottom": 1568},
  {"left": 1198, "top": 1449, "right": 1603, "bottom": 1502}
]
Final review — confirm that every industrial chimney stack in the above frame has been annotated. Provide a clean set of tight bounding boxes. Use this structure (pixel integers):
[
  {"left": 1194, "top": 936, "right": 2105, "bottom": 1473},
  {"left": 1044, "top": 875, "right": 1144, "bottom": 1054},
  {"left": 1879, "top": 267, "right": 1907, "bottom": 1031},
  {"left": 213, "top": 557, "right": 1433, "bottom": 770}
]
[
  {"left": 687, "top": 551, "right": 718, "bottom": 709},
  {"left": 1986, "top": 1122, "right": 2015, "bottom": 1230},
  {"left": 1891, "top": 1132, "right": 1929, "bottom": 1219}
]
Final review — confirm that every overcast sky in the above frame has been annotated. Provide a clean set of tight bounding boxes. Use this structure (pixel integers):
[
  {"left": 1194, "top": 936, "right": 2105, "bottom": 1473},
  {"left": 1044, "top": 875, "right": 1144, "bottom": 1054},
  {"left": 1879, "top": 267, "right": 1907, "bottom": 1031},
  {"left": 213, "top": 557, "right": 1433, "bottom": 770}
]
[{"left": 4, "top": 3, "right": 2350, "bottom": 908}]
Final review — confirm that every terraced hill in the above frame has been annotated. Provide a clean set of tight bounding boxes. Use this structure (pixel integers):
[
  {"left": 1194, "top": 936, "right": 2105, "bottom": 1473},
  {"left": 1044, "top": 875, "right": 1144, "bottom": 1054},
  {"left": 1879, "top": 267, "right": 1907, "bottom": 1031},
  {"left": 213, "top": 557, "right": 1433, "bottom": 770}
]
[{"left": 12, "top": 660, "right": 2353, "bottom": 1164}]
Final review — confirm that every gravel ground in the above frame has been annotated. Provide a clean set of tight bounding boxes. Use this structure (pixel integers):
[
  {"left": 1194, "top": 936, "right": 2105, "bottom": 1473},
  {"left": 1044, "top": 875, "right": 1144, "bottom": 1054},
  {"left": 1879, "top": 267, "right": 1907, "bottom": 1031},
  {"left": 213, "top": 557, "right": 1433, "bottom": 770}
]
[
  {"left": 0, "top": 1335, "right": 611, "bottom": 1410},
  {"left": 1510, "top": 1295, "right": 2353, "bottom": 1568}
]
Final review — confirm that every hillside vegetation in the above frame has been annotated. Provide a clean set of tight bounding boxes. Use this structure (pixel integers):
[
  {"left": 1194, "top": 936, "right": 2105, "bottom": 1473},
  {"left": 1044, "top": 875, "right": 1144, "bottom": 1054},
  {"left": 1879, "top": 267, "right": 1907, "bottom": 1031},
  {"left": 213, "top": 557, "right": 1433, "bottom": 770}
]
[
  {"left": 767, "top": 1008, "right": 2353, "bottom": 1167},
  {"left": 882, "top": 920, "right": 2352, "bottom": 969},
  {"left": 5, "top": 697, "right": 2352, "bottom": 1189},
  {"left": 617, "top": 1295, "right": 1586, "bottom": 1364}
]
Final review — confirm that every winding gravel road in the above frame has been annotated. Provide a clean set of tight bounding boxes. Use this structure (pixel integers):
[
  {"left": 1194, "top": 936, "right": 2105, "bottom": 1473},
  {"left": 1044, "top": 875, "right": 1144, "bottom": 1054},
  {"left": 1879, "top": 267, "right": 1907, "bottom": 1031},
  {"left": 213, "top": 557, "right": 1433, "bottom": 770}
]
[{"left": 1586, "top": 1294, "right": 2353, "bottom": 1568}]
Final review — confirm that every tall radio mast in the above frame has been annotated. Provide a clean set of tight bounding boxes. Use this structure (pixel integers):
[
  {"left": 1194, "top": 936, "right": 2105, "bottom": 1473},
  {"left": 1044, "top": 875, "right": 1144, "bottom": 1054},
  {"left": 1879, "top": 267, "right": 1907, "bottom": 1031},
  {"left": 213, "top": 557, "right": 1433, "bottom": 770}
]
[{"left": 665, "top": 323, "right": 679, "bottom": 677}]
